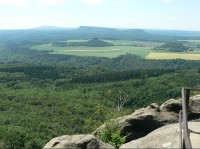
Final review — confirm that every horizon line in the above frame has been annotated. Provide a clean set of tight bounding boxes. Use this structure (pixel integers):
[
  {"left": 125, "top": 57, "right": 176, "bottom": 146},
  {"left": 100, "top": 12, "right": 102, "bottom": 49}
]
[{"left": 0, "top": 25, "right": 200, "bottom": 32}]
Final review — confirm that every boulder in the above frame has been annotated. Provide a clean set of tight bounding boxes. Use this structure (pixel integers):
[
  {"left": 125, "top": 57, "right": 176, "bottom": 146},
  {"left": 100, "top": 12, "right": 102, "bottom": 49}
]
[
  {"left": 160, "top": 98, "right": 182, "bottom": 112},
  {"left": 93, "top": 102, "right": 178, "bottom": 142},
  {"left": 43, "top": 134, "right": 114, "bottom": 149},
  {"left": 94, "top": 95, "right": 200, "bottom": 142},
  {"left": 120, "top": 122, "right": 200, "bottom": 148},
  {"left": 189, "top": 95, "right": 200, "bottom": 115}
]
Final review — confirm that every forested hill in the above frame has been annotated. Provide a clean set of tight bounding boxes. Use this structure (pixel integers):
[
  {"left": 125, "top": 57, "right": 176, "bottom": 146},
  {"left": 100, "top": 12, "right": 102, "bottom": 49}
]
[
  {"left": 77, "top": 26, "right": 117, "bottom": 33},
  {"left": 52, "top": 38, "right": 114, "bottom": 47},
  {"left": 1, "top": 26, "right": 200, "bottom": 45},
  {"left": 0, "top": 27, "right": 155, "bottom": 44},
  {"left": 1, "top": 27, "right": 200, "bottom": 47},
  {"left": 76, "top": 26, "right": 147, "bottom": 35}
]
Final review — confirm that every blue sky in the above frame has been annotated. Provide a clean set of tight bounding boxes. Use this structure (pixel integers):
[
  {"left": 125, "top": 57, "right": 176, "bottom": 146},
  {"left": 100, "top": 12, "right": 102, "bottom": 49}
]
[{"left": 0, "top": 0, "right": 200, "bottom": 30}]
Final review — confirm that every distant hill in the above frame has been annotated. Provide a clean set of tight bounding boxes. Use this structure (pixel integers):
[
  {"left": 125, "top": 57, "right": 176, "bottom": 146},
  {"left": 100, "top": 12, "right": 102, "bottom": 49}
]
[
  {"left": 77, "top": 26, "right": 146, "bottom": 35},
  {"left": 2, "top": 26, "right": 200, "bottom": 46},
  {"left": 145, "top": 29, "right": 200, "bottom": 36},
  {"left": 52, "top": 38, "right": 113, "bottom": 47},
  {"left": 158, "top": 41, "right": 188, "bottom": 52},
  {"left": 77, "top": 26, "right": 117, "bottom": 32},
  {"left": 84, "top": 38, "right": 113, "bottom": 47},
  {"left": 120, "top": 29, "right": 147, "bottom": 34}
]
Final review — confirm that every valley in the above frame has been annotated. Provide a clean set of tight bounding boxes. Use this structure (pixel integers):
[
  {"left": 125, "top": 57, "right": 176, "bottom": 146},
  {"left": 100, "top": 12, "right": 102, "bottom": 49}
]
[
  {"left": 31, "top": 39, "right": 200, "bottom": 60},
  {"left": 1, "top": 27, "right": 200, "bottom": 148}
]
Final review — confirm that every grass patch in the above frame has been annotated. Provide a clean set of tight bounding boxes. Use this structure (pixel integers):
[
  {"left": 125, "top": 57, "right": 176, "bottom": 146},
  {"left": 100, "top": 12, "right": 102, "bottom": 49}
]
[
  {"left": 105, "top": 40, "right": 163, "bottom": 46},
  {"left": 31, "top": 40, "right": 154, "bottom": 58}
]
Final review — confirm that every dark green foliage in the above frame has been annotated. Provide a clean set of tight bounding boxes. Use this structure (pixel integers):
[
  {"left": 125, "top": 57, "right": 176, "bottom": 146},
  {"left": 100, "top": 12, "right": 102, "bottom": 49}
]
[
  {"left": 98, "top": 121, "right": 127, "bottom": 149},
  {"left": 0, "top": 63, "right": 200, "bottom": 148},
  {"left": 71, "top": 69, "right": 175, "bottom": 83},
  {"left": 3, "top": 128, "right": 27, "bottom": 149},
  {"left": 25, "top": 138, "right": 45, "bottom": 149}
]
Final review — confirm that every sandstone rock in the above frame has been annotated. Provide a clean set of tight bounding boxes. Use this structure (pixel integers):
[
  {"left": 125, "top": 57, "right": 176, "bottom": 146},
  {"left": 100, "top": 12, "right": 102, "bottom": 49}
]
[
  {"left": 190, "top": 95, "right": 200, "bottom": 112},
  {"left": 160, "top": 98, "right": 182, "bottom": 113},
  {"left": 94, "top": 95, "right": 200, "bottom": 142},
  {"left": 93, "top": 102, "right": 178, "bottom": 142},
  {"left": 43, "top": 134, "right": 114, "bottom": 149},
  {"left": 43, "top": 95, "right": 200, "bottom": 149},
  {"left": 120, "top": 122, "right": 200, "bottom": 148}
]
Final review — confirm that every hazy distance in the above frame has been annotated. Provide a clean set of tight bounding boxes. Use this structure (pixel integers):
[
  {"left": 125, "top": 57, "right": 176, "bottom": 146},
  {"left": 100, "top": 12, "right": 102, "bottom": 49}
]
[{"left": 0, "top": 0, "right": 200, "bottom": 31}]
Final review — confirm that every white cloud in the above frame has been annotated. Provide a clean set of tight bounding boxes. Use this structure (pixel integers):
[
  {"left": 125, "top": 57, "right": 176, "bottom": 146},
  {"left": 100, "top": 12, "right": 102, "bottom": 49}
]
[
  {"left": 162, "top": 0, "right": 172, "bottom": 4},
  {"left": 82, "top": 0, "right": 104, "bottom": 5},
  {"left": 166, "top": 16, "right": 181, "bottom": 22},
  {"left": 0, "top": 0, "right": 68, "bottom": 8},
  {"left": 37, "top": 0, "right": 65, "bottom": 6},
  {"left": 0, "top": 0, "right": 29, "bottom": 7},
  {"left": 119, "top": 0, "right": 128, "bottom": 4}
]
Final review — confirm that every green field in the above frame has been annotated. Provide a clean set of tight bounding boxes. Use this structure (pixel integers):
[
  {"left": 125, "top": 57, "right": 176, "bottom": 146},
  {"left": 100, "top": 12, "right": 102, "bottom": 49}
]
[
  {"left": 31, "top": 40, "right": 200, "bottom": 60},
  {"left": 31, "top": 40, "right": 157, "bottom": 58},
  {"left": 105, "top": 40, "right": 163, "bottom": 46}
]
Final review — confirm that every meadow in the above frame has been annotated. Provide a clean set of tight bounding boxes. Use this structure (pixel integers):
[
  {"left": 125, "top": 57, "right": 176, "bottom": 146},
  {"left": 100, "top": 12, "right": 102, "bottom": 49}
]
[
  {"left": 31, "top": 39, "right": 200, "bottom": 60},
  {"left": 31, "top": 40, "right": 160, "bottom": 58}
]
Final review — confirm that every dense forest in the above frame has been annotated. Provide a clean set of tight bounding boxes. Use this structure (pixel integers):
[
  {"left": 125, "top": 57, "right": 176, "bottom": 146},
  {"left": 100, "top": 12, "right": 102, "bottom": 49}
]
[
  {"left": 1, "top": 63, "right": 200, "bottom": 148},
  {"left": 1, "top": 27, "right": 200, "bottom": 148}
]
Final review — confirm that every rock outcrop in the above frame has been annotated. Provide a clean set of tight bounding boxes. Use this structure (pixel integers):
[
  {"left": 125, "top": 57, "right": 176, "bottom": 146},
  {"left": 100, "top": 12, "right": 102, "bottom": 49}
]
[
  {"left": 43, "top": 134, "right": 114, "bottom": 149},
  {"left": 120, "top": 122, "right": 200, "bottom": 148},
  {"left": 94, "top": 95, "right": 200, "bottom": 142},
  {"left": 43, "top": 95, "right": 200, "bottom": 148}
]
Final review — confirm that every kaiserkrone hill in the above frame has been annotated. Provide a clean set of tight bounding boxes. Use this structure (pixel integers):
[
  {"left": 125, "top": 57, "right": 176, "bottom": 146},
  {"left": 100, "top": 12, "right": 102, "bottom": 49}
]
[
  {"left": 52, "top": 38, "right": 114, "bottom": 47},
  {"left": 43, "top": 95, "right": 200, "bottom": 148}
]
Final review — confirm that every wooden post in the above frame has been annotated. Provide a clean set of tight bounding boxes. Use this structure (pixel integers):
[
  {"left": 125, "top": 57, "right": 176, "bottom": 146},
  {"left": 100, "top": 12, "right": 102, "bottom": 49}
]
[
  {"left": 182, "top": 87, "right": 192, "bottom": 148},
  {"left": 179, "top": 110, "right": 182, "bottom": 149}
]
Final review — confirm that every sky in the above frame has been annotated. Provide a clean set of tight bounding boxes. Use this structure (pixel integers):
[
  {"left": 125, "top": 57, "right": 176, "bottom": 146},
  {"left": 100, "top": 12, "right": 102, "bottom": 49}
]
[{"left": 0, "top": 0, "right": 200, "bottom": 30}]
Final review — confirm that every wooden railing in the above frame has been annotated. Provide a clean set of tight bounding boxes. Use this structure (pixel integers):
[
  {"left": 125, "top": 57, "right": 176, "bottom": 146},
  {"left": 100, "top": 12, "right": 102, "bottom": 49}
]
[{"left": 179, "top": 87, "right": 200, "bottom": 149}]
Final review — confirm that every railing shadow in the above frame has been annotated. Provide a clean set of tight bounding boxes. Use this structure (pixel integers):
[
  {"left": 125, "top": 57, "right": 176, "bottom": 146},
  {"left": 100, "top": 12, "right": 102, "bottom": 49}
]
[{"left": 190, "top": 129, "right": 200, "bottom": 135}]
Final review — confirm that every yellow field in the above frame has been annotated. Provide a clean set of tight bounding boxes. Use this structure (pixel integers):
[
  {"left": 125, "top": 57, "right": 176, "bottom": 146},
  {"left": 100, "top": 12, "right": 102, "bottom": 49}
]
[
  {"left": 146, "top": 53, "right": 200, "bottom": 60},
  {"left": 179, "top": 40, "right": 200, "bottom": 43}
]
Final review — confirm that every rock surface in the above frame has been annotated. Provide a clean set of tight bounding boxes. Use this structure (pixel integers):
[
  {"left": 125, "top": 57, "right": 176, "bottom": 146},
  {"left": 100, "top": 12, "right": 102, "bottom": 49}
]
[
  {"left": 120, "top": 122, "right": 200, "bottom": 148},
  {"left": 94, "top": 95, "right": 200, "bottom": 142},
  {"left": 43, "top": 134, "right": 114, "bottom": 149}
]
